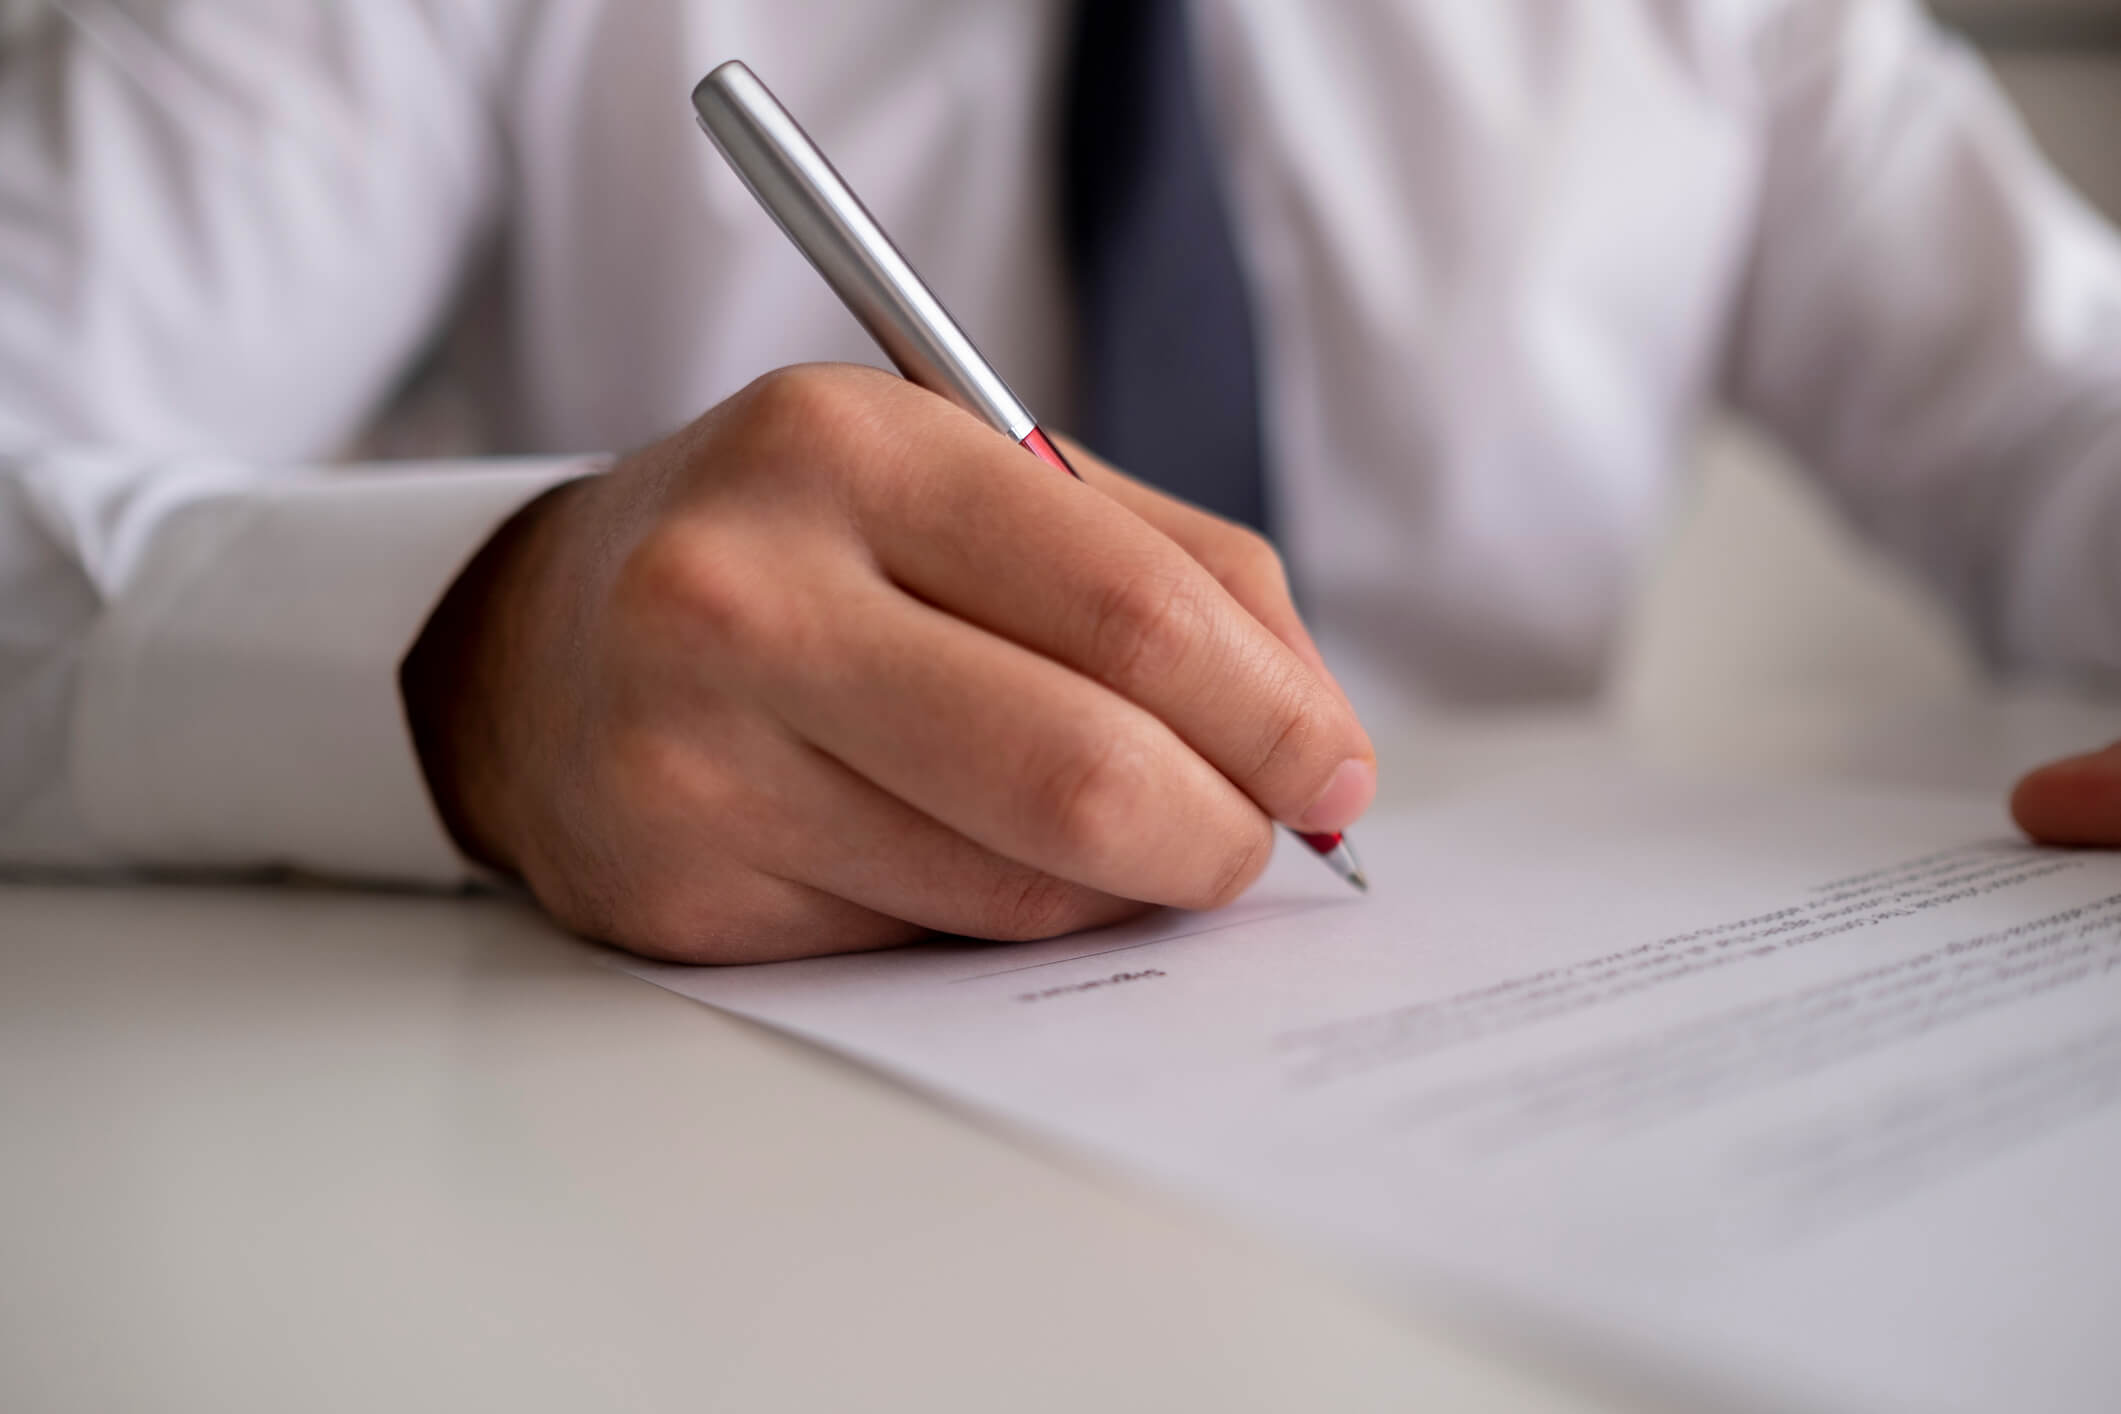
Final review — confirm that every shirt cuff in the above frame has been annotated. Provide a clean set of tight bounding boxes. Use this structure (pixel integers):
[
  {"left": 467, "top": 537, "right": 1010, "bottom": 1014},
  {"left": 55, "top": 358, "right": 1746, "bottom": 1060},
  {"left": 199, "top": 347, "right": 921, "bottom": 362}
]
[{"left": 69, "top": 458, "right": 597, "bottom": 885}]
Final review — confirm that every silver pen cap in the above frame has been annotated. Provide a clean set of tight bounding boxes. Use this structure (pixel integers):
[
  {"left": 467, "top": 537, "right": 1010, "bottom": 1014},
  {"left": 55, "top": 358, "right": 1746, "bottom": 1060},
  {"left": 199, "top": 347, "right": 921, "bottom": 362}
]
[{"left": 692, "top": 60, "right": 1038, "bottom": 442}]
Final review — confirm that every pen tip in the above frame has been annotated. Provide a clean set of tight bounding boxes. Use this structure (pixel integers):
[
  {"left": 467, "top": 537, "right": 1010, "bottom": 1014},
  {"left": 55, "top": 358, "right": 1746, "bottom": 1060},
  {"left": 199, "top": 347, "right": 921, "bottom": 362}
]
[{"left": 1311, "top": 834, "right": 1368, "bottom": 894}]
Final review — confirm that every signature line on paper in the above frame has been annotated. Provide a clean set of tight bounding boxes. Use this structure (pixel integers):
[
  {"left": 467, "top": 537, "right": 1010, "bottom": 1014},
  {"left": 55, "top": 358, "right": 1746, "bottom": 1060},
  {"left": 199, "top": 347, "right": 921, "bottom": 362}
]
[{"left": 952, "top": 901, "right": 1351, "bottom": 983}]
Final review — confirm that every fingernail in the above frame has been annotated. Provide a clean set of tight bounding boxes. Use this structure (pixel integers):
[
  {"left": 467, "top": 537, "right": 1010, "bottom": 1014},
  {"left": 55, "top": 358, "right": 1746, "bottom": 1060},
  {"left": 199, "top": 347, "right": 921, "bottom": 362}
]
[{"left": 1297, "top": 758, "right": 1376, "bottom": 834}]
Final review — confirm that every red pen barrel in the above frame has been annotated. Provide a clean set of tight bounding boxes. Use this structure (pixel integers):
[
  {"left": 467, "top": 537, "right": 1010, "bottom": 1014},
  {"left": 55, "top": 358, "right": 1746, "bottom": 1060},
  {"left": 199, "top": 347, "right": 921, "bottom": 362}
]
[{"left": 1019, "top": 426, "right": 1081, "bottom": 479}]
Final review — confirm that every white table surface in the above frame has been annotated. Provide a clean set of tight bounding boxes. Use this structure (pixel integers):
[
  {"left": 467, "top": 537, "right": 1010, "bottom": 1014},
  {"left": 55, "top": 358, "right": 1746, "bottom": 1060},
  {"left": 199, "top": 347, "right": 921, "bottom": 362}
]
[{"left": 6, "top": 690, "right": 2118, "bottom": 1414}]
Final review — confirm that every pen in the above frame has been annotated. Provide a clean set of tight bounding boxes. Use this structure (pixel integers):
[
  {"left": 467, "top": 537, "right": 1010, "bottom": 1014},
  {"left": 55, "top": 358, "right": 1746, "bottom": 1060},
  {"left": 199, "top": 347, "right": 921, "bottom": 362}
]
[{"left": 691, "top": 60, "right": 1366, "bottom": 893}]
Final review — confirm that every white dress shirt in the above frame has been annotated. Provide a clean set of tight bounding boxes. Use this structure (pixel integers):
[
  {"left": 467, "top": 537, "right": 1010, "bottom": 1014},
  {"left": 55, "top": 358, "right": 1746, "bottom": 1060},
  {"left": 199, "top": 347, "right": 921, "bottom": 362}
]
[{"left": 2, "top": 0, "right": 2118, "bottom": 882}]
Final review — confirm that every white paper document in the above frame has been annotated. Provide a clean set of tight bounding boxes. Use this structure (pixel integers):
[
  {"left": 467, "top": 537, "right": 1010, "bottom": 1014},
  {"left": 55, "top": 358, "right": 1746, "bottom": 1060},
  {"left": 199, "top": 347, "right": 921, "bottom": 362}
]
[{"left": 626, "top": 772, "right": 2121, "bottom": 1412}]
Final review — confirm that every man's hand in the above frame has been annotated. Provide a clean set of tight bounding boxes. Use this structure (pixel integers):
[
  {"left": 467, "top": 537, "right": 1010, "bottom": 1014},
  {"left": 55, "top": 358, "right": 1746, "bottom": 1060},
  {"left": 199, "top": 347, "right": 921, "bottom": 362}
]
[
  {"left": 2013, "top": 741, "right": 2121, "bottom": 847},
  {"left": 402, "top": 364, "right": 1375, "bottom": 963}
]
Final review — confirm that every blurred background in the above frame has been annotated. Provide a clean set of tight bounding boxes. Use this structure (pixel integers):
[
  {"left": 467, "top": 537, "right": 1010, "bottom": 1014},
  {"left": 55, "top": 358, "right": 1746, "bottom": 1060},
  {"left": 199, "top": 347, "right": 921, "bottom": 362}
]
[
  {"left": 1614, "top": 0, "right": 2121, "bottom": 732},
  {"left": 342, "top": 0, "right": 2120, "bottom": 740}
]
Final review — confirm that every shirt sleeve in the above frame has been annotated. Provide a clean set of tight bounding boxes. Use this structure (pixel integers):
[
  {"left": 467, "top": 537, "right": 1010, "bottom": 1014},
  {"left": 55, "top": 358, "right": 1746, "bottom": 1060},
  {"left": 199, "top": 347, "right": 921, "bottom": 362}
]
[
  {"left": 1723, "top": 0, "right": 2121, "bottom": 684},
  {"left": 0, "top": 1, "right": 582, "bottom": 882}
]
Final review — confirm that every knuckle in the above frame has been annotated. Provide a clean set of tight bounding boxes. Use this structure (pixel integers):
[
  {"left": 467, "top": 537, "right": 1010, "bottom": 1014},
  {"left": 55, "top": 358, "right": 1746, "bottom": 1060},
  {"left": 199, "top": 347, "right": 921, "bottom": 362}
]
[
  {"left": 603, "top": 725, "right": 695, "bottom": 818},
  {"left": 741, "top": 364, "right": 848, "bottom": 435},
  {"left": 737, "top": 364, "right": 886, "bottom": 476},
  {"left": 1225, "top": 524, "right": 1286, "bottom": 582},
  {"left": 617, "top": 525, "right": 771, "bottom": 652},
  {"left": 1204, "top": 523, "right": 1287, "bottom": 594},
  {"left": 1034, "top": 733, "right": 1144, "bottom": 867},
  {"left": 1195, "top": 820, "right": 1275, "bottom": 910},
  {"left": 1250, "top": 675, "right": 1327, "bottom": 792},
  {"left": 983, "top": 869, "right": 1096, "bottom": 941},
  {"left": 733, "top": 365, "right": 927, "bottom": 513},
  {"left": 1085, "top": 568, "right": 1204, "bottom": 691}
]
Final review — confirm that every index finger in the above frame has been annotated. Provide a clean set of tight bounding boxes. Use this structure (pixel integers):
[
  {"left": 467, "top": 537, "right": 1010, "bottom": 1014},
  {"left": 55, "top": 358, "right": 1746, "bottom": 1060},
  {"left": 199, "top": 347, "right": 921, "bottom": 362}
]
[
  {"left": 857, "top": 406, "right": 1376, "bottom": 837},
  {"left": 1054, "top": 436, "right": 1353, "bottom": 711}
]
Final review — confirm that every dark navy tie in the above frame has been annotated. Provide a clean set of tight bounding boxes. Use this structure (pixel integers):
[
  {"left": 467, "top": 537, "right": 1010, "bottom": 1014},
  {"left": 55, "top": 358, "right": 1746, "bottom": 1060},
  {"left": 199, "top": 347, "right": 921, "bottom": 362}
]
[{"left": 1062, "top": 0, "right": 1271, "bottom": 534}]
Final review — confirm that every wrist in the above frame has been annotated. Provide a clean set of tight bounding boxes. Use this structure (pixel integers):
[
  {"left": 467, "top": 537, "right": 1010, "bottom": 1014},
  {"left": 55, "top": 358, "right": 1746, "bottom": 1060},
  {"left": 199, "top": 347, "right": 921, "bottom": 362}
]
[{"left": 400, "top": 474, "right": 592, "bottom": 874}]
